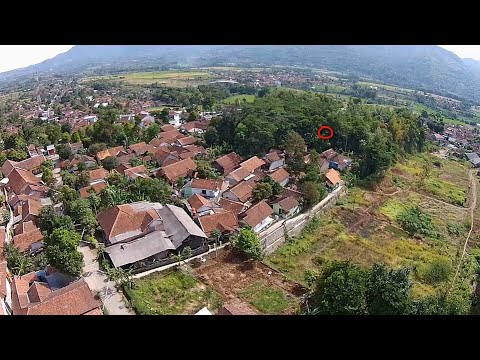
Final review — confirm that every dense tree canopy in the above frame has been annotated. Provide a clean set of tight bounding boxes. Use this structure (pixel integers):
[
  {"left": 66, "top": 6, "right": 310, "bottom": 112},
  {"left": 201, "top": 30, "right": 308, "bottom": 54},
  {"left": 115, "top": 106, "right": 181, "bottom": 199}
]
[
  {"left": 44, "top": 228, "right": 84, "bottom": 277},
  {"left": 206, "top": 90, "right": 425, "bottom": 179}
]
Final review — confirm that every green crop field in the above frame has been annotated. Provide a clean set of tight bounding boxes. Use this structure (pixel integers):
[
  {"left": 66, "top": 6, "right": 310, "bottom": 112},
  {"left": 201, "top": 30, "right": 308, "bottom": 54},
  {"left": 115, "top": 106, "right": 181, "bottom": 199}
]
[{"left": 223, "top": 94, "right": 256, "bottom": 104}]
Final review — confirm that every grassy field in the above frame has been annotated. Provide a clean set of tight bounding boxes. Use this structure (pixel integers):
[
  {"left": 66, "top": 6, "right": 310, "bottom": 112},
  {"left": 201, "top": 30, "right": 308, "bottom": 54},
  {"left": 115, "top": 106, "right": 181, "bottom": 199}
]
[
  {"left": 358, "top": 81, "right": 415, "bottom": 93},
  {"left": 265, "top": 154, "right": 472, "bottom": 299},
  {"left": 87, "top": 70, "right": 215, "bottom": 87},
  {"left": 412, "top": 102, "right": 468, "bottom": 126},
  {"left": 223, "top": 94, "right": 256, "bottom": 104},
  {"left": 391, "top": 154, "right": 469, "bottom": 206},
  {"left": 239, "top": 280, "right": 292, "bottom": 314},
  {"left": 124, "top": 270, "right": 223, "bottom": 315}
]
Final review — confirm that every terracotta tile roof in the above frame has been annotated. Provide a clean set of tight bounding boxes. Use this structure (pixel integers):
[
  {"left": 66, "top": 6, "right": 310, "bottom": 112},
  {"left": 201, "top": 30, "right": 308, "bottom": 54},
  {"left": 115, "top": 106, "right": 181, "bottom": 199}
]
[
  {"left": 15, "top": 220, "right": 37, "bottom": 236},
  {"left": 27, "top": 282, "right": 52, "bottom": 303},
  {"left": 176, "top": 136, "right": 196, "bottom": 146},
  {"left": 2, "top": 159, "right": 18, "bottom": 177},
  {"left": 213, "top": 152, "right": 243, "bottom": 175},
  {"left": 227, "top": 166, "right": 251, "bottom": 182},
  {"left": 8, "top": 193, "right": 30, "bottom": 208},
  {"left": 218, "top": 198, "right": 245, "bottom": 215},
  {"left": 179, "top": 151, "right": 196, "bottom": 160},
  {"left": 325, "top": 168, "right": 341, "bottom": 185},
  {"left": 265, "top": 151, "right": 281, "bottom": 162},
  {"left": 276, "top": 195, "right": 299, "bottom": 212},
  {"left": 227, "top": 181, "right": 254, "bottom": 203},
  {"left": 240, "top": 156, "right": 266, "bottom": 173},
  {"left": 188, "top": 194, "right": 211, "bottom": 211},
  {"left": 68, "top": 142, "right": 84, "bottom": 152},
  {"left": 322, "top": 148, "right": 337, "bottom": 160},
  {"left": 115, "top": 163, "right": 131, "bottom": 174},
  {"left": 96, "top": 203, "right": 160, "bottom": 243},
  {"left": 242, "top": 200, "right": 273, "bottom": 228},
  {"left": 149, "top": 138, "right": 165, "bottom": 147},
  {"left": 184, "top": 144, "right": 206, "bottom": 155},
  {"left": 269, "top": 168, "right": 290, "bottom": 184},
  {"left": 12, "top": 227, "right": 43, "bottom": 253},
  {"left": 124, "top": 165, "right": 148, "bottom": 179},
  {"left": 158, "top": 129, "right": 184, "bottom": 142},
  {"left": 11, "top": 277, "right": 101, "bottom": 315},
  {"left": 183, "top": 119, "right": 210, "bottom": 132},
  {"left": 79, "top": 181, "right": 107, "bottom": 198},
  {"left": 89, "top": 168, "right": 109, "bottom": 182},
  {"left": 129, "top": 142, "right": 152, "bottom": 155},
  {"left": 21, "top": 198, "right": 42, "bottom": 221},
  {"left": 198, "top": 211, "right": 239, "bottom": 236},
  {"left": 8, "top": 168, "right": 43, "bottom": 195},
  {"left": 84, "top": 308, "right": 103, "bottom": 315},
  {"left": 191, "top": 178, "right": 223, "bottom": 191},
  {"left": 161, "top": 124, "right": 176, "bottom": 132},
  {"left": 281, "top": 188, "right": 304, "bottom": 200},
  {"left": 116, "top": 153, "right": 136, "bottom": 165},
  {"left": 15, "top": 155, "right": 46, "bottom": 172},
  {"left": 96, "top": 146, "right": 125, "bottom": 161},
  {"left": 159, "top": 158, "right": 197, "bottom": 183},
  {"left": 0, "top": 260, "right": 7, "bottom": 298}
]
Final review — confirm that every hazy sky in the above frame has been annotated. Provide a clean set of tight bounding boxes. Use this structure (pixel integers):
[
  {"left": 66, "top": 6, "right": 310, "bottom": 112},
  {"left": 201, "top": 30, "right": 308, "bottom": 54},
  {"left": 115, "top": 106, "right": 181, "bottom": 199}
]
[
  {"left": 439, "top": 45, "right": 480, "bottom": 60},
  {"left": 0, "top": 45, "right": 479, "bottom": 74},
  {"left": 0, "top": 45, "right": 74, "bottom": 73}
]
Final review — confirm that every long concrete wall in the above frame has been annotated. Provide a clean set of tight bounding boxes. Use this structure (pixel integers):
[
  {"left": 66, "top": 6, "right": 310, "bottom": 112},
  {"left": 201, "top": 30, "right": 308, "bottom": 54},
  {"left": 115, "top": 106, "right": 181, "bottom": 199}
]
[{"left": 261, "top": 185, "right": 347, "bottom": 255}]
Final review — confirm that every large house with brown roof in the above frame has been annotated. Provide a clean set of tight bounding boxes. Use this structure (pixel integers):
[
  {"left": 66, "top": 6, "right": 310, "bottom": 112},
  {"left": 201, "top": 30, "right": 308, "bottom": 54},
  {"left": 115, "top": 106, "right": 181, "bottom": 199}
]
[
  {"left": 158, "top": 158, "right": 197, "bottom": 184},
  {"left": 217, "top": 198, "right": 246, "bottom": 216},
  {"left": 222, "top": 181, "right": 254, "bottom": 203},
  {"left": 7, "top": 168, "right": 48, "bottom": 198},
  {"left": 272, "top": 195, "right": 300, "bottom": 218},
  {"left": 12, "top": 227, "right": 44, "bottom": 253},
  {"left": 79, "top": 181, "right": 107, "bottom": 198},
  {"left": 97, "top": 202, "right": 207, "bottom": 269},
  {"left": 325, "top": 168, "right": 341, "bottom": 189},
  {"left": 89, "top": 168, "right": 109, "bottom": 184},
  {"left": 239, "top": 200, "right": 274, "bottom": 233},
  {"left": 198, "top": 211, "right": 239, "bottom": 237},
  {"left": 268, "top": 167, "right": 290, "bottom": 187},
  {"left": 212, "top": 152, "right": 243, "bottom": 175},
  {"left": 225, "top": 166, "right": 252, "bottom": 187},
  {"left": 10, "top": 273, "right": 101, "bottom": 315},
  {"left": 187, "top": 194, "right": 214, "bottom": 216},
  {"left": 182, "top": 178, "right": 227, "bottom": 200},
  {"left": 240, "top": 156, "right": 266, "bottom": 173},
  {"left": 263, "top": 150, "right": 285, "bottom": 172}
]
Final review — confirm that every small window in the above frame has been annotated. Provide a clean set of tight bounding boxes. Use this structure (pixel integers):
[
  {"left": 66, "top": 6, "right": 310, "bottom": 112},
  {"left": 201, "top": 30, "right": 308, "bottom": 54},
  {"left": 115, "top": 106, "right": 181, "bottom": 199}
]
[{"left": 202, "top": 190, "right": 207, "bottom": 195}]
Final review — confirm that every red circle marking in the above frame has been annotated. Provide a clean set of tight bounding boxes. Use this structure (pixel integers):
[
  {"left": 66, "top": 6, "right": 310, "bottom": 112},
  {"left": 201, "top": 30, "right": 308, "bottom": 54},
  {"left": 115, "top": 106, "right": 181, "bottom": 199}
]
[{"left": 317, "top": 125, "right": 334, "bottom": 140}]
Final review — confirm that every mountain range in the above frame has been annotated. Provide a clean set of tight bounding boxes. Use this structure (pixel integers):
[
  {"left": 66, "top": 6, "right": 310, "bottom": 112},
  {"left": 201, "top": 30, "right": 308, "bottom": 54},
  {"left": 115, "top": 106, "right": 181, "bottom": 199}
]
[{"left": 2, "top": 45, "right": 480, "bottom": 103}]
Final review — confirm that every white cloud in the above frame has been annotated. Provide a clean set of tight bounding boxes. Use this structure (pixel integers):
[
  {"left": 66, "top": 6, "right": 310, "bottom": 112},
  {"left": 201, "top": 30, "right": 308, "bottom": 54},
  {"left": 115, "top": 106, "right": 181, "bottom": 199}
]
[
  {"left": 439, "top": 45, "right": 480, "bottom": 60},
  {"left": 0, "top": 45, "right": 74, "bottom": 73}
]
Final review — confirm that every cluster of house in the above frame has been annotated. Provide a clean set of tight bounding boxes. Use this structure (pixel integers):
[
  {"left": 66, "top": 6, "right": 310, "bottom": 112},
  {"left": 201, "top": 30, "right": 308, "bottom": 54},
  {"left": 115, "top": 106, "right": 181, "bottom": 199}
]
[
  {"left": 429, "top": 124, "right": 480, "bottom": 153},
  {"left": 0, "top": 155, "right": 102, "bottom": 315}
]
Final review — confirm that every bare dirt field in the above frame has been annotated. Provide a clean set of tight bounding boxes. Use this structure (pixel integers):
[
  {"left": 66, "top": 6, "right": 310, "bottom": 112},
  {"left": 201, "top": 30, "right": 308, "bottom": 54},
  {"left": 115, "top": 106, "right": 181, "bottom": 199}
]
[{"left": 190, "top": 247, "right": 305, "bottom": 315}]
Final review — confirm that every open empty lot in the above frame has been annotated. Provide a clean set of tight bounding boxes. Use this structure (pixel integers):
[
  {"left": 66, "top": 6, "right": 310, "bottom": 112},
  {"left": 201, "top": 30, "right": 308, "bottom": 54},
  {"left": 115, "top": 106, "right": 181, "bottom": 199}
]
[{"left": 265, "top": 155, "right": 473, "bottom": 299}]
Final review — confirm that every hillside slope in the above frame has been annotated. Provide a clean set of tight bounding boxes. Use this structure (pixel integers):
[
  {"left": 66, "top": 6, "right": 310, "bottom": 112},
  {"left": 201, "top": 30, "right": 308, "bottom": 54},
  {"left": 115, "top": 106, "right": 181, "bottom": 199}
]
[{"left": 2, "top": 45, "right": 480, "bottom": 102}]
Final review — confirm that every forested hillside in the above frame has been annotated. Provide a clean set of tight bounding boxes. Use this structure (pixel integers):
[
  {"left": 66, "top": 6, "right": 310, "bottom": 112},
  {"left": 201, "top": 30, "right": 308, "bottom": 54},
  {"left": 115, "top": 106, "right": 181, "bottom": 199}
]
[{"left": 206, "top": 89, "right": 426, "bottom": 179}]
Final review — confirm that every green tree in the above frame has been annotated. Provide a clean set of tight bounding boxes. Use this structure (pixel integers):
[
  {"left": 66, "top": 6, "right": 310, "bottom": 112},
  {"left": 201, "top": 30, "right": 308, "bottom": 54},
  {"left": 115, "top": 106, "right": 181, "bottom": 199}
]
[
  {"left": 252, "top": 182, "right": 273, "bottom": 202},
  {"left": 39, "top": 206, "right": 75, "bottom": 235},
  {"left": 41, "top": 167, "right": 54, "bottom": 186},
  {"left": 195, "top": 160, "right": 220, "bottom": 179},
  {"left": 311, "top": 260, "right": 368, "bottom": 315},
  {"left": 300, "top": 181, "right": 323, "bottom": 208},
  {"left": 260, "top": 176, "right": 282, "bottom": 196},
  {"left": 365, "top": 263, "right": 413, "bottom": 315},
  {"left": 77, "top": 162, "right": 87, "bottom": 172},
  {"left": 68, "top": 198, "right": 98, "bottom": 236},
  {"left": 210, "top": 228, "right": 222, "bottom": 258},
  {"left": 397, "top": 206, "right": 434, "bottom": 237},
  {"left": 102, "top": 156, "right": 118, "bottom": 171},
  {"left": 44, "top": 228, "right": 84, "bottom": 277},
  {"left": 87, "top": 142, "right": 107, "bottom": 157},
  {"left": 57, "top": 144, "right": 72, "bottom": 160},
  {"left": 77, "top": 171, "right": 91, "bottom": 188},
  {"left": 283, "top": 131, "right": 306, "bottom": 175},
  {"left": 144, "top": 123, "right": 160, "bottom": 143},
  {"left": 423, "top": 259, "right": 452, "bottom": 284},
  {"left": 3, "top": 243, "right": 34, "bottom": 276},
  {"left": 60, "top": 185, "right": 79, "bottom": 208},
  {"left": 231, "top": 228, "right": 263, "bottom": 260},
  {"left": 61, "top": 171, "right": 78, "bottom": 188}
]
